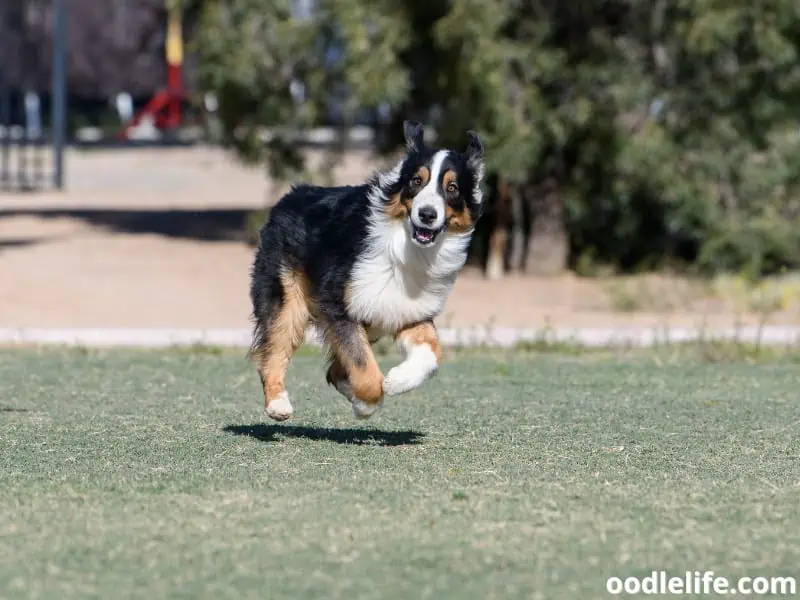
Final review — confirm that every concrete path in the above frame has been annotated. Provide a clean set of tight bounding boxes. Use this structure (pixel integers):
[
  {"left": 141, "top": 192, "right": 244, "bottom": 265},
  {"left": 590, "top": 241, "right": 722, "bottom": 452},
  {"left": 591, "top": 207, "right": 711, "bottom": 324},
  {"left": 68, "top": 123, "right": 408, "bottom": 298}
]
[{"left": 1, "top": 325, "right": 798, "bottom": 348}]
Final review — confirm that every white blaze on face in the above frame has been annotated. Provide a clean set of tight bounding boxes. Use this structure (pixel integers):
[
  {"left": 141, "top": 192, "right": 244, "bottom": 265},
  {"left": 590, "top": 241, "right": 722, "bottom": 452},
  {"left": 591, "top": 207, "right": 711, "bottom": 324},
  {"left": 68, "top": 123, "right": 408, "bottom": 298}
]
[{"left": 410, "top": 150, "right": 449, "bottom": 232}]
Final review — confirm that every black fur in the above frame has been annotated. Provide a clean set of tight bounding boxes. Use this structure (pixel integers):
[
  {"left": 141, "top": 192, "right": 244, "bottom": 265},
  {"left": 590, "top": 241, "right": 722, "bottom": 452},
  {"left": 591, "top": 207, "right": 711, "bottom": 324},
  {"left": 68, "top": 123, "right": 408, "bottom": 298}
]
[
  {"left": 249, "top": 183, "right": 373, "bottom": 358},
  {"left": 249, "top": 121, "right": 485, "bottom": 370}
]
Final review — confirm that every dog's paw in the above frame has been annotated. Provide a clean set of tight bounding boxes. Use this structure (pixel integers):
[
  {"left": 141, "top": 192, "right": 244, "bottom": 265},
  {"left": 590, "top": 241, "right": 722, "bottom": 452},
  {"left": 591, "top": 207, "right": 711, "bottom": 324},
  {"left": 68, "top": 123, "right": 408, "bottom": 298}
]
[
  {"left": 383, "top": 345, "right": 439, "bottom": 397},
  {"left": 383, "top": 364, "right": 422, "bottom": 396},
  {"left": 350, "top": 397, "right": 383, "bottom": 420},
  {"left": 265, "top": 391, "right": 293, "bottom": 422}
]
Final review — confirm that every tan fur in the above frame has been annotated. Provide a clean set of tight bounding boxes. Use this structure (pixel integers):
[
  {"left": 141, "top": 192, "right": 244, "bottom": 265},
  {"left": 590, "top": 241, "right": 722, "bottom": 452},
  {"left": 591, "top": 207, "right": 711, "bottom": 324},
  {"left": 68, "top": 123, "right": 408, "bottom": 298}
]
[
  {"left": 257, "top": 268, "right": 311, "bottom": 408},
  {"left": 415, "top": 165, "right": 431, "bottom": 187},
  {"left": 384, "top": 192, "right": 409, "bottom": 220},
  {"left": 445, "top": 203, "right": 475, "bottom": 234},
  {"left": 384, "top": 166, "right": 430, "bottom": 221},
  {"left": 442, "top": 169, "right": 476, "bottom": 233},
  {"left": 326, "top": 354, "right": 348, "bottom": 388},
  {"left": 395, "top": 320, "right": 443, "bottom": 365},
  {"left": 326, "top": 324, "right": 384, "bottom": 404},
  {"left": 442, "top": 169, "right": 458, "bottom": 191}
]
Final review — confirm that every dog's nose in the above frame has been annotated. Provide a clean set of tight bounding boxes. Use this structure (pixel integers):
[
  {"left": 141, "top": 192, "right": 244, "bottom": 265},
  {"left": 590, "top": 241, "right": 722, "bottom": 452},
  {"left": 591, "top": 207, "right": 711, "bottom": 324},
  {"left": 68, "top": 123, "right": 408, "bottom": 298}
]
[{"left": 418, "top": 206, "right": 437, "bottom": 225}]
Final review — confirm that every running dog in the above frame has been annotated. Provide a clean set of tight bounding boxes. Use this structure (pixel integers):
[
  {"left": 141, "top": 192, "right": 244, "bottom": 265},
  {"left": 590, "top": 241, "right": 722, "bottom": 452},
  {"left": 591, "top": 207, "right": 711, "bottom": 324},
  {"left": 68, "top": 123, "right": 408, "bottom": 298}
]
[{"left": 249, "top": 120, "right": 485, "bottom": 421}]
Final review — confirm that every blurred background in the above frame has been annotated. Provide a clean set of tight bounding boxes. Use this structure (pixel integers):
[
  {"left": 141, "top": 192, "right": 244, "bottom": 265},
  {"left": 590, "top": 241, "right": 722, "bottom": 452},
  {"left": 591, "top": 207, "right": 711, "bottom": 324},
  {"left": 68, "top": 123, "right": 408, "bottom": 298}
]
[{"left": 1, "top": 0, "right": 799, "bottom": 336}]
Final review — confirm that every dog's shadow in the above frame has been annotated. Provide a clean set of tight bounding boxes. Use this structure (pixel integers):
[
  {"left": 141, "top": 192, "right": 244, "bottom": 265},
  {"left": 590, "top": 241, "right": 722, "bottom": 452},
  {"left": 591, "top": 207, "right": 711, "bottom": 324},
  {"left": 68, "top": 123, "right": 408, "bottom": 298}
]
[{"left": 223, "top": 423, "right": 425, "bottom": 447}]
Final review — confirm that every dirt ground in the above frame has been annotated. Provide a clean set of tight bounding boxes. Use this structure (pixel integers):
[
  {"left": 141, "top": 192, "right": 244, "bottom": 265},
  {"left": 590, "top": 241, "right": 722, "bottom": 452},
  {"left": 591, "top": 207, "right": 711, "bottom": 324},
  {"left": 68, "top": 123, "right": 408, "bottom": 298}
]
[{"left": 1, "top": 146, "right": 798, "bottom": 331}]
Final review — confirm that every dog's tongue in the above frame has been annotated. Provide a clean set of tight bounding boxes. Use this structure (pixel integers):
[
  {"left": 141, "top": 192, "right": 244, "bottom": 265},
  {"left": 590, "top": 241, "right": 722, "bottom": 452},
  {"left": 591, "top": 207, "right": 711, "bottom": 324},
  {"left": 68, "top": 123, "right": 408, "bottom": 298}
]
[{"left": 417, "top": 230, "right": 433, "bottom": 242}]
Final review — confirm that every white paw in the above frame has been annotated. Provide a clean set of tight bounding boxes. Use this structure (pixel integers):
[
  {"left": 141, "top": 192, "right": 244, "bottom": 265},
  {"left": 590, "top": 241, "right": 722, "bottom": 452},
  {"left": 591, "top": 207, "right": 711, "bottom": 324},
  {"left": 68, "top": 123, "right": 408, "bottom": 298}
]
[
  {"left": 383, "top": 344, "right": 439, "bottom": 396},
  {"left": 382, "top": 365, "right": 417, "bottom": 396},
  {"left": 351, "top": 397, "right": 382, "bottom": 420},
  {"left": 383, "top": 363, "right": 437, "bottom": 396},
  {"left": 265, "top": 391, "right": 293, "bottom": 422}
]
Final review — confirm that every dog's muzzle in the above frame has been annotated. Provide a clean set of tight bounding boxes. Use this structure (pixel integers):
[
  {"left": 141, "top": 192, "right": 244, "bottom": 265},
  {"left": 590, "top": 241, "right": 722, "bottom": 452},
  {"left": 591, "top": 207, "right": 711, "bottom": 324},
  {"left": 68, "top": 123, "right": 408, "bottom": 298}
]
[{"left": 410, "top": 200, "right": 445, "bottom": 246}]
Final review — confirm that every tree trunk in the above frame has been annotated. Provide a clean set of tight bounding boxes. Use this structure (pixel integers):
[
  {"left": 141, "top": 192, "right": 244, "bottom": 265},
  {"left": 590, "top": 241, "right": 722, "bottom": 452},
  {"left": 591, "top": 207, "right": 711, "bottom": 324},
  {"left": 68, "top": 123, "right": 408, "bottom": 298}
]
[
  {"left": 508, "top": 184, "right": 526, "bottom": 272},
  {"left": 485, "top": 176, "right": 510, "bottom": 280},
  {"left": 524, "top": 177, "right": 569, "bottom": 276}
]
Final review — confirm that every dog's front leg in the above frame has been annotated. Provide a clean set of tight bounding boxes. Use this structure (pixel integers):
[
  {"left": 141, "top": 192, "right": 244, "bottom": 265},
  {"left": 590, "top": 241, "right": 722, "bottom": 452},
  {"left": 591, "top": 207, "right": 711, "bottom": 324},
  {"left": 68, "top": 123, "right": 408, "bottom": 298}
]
[
  {"left": 383, "top": 321, "right": 442, "bottom": 397},
  {"left": 323, "top": 319, "right": 385, "bottom": 419}
]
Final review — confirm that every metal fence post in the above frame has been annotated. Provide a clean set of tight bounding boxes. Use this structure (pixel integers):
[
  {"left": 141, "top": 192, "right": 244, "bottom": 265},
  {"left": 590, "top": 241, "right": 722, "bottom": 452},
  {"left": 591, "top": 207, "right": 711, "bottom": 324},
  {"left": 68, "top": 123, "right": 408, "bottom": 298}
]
[
  {"left": 0, "top": 76, "right": 9, "bottom": 190},
  {"left": 0, "top": 0, "right": 9, "bottom": 190},
  {"left": 52, "top": 0, "right": 67, "bottom": 189}
]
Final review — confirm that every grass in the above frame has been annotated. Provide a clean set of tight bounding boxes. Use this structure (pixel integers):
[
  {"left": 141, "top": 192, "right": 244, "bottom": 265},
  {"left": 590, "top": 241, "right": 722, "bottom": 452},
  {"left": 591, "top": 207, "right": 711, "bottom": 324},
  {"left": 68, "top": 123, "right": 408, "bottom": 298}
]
[{"left": 1, "top": 346, "right": 799, "bottom": 599}]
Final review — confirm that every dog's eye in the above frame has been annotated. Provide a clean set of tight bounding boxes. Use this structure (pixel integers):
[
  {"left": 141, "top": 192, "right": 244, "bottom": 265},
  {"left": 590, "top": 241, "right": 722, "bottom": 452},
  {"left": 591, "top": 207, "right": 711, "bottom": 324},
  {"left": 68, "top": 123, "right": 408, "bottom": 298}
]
[
  {"left": 447, "top": 182, "right": 459, "bottom": 194},
  {"left": 411, "top": 175, "right": 423, "bottom": 187}
]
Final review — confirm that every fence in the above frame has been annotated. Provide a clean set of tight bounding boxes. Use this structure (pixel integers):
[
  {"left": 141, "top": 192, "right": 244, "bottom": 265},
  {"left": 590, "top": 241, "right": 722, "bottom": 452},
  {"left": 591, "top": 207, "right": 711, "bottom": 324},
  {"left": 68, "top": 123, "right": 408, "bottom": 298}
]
[{"left": 0, "top": 0, "right": 67, "bottom": 192}]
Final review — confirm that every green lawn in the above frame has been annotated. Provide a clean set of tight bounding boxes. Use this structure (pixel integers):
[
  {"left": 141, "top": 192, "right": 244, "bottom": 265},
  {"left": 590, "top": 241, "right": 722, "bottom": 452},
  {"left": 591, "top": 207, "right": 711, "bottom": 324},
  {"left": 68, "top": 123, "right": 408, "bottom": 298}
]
[{"left": 1, "top": 346, "right": 798, "bottom": 599}]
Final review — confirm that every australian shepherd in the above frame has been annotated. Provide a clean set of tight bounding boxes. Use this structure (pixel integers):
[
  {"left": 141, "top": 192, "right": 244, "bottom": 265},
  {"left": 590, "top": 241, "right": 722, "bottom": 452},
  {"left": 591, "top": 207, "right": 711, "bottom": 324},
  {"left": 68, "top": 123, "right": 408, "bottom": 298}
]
[{"left": 249, "top": 120, "right": 485, "bottom": 421}]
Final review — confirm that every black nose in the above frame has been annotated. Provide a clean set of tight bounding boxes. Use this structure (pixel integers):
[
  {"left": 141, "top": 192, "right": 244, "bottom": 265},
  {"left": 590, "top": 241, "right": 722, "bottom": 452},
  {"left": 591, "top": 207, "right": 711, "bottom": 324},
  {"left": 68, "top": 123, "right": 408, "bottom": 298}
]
[{"left": 418, "top": 206, "right": 437, "bottom": 225}]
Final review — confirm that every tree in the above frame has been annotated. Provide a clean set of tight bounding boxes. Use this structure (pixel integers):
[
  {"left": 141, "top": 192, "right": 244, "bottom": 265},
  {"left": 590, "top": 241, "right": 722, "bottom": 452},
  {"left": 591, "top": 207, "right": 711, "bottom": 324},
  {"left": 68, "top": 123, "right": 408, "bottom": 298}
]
[
  {"left": 0, "top": 0, "right": 176, "bottom": 98},
  {"left": 193, "top": 0, "right": 413, "bottom": 181},
  {"left": 194, "top": 0, "right": 800, "bottom": 277},
  {"left": 434, "top": 0, "right": 800, "bottom": 276}
]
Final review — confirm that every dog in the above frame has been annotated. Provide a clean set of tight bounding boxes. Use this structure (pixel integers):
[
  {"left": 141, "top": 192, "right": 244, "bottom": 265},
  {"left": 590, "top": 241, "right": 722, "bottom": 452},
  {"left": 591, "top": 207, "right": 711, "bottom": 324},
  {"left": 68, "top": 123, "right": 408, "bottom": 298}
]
[{"left": 249, "top": 120, "right": 485, "bottom": 421}]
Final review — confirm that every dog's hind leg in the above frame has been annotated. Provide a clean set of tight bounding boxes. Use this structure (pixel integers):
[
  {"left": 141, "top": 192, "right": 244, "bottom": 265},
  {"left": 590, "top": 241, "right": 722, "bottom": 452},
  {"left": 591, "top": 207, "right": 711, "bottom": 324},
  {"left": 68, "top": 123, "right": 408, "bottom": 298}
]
[
  {"left": 251, "top": 269, "right": 310, "bottom": 421},
  {"left": 382, "top": 320, "right": 442, "bottom": 397},
  {"left": 322, "top": 320, "right": 384, "bottom": 419}
]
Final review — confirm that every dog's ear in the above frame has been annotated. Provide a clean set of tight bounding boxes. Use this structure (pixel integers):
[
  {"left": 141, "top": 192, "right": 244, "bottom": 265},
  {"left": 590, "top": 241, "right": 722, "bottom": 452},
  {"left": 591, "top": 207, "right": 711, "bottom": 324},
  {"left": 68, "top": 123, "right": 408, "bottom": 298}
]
[
  {"left": 463, "top": 130, "right": 485, "bottom": 182},
  {"left": 464, "top": 130, "right": 484, "bottom": 164},
  {"left": 403, "top": 120, "right": 426, "bottom": 152}
]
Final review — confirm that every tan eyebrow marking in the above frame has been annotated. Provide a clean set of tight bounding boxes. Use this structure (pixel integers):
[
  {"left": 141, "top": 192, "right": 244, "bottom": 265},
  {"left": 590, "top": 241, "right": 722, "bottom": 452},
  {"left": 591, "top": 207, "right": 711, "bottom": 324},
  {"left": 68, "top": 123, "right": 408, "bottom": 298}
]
[
  {"left": 442, "top": 169, "right": 457, "bottom": 189},
  {"left": 414, "top": 166, "right": 430, "bottom": 186}
]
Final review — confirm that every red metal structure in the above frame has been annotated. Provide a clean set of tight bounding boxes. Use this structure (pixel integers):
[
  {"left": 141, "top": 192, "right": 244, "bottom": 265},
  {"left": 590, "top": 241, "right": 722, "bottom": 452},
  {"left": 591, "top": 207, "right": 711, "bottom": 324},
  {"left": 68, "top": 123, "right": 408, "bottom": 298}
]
[{"left": 117, "top": 3, "right": 185, "bottom": 139}]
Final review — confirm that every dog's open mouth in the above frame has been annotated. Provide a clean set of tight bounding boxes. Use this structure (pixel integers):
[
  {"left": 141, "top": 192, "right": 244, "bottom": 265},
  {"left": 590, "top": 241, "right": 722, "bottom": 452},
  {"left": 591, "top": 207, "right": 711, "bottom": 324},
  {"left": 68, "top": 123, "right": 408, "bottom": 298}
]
[{"left": 411, "top": 224, "right": 442, "bottom": 246}]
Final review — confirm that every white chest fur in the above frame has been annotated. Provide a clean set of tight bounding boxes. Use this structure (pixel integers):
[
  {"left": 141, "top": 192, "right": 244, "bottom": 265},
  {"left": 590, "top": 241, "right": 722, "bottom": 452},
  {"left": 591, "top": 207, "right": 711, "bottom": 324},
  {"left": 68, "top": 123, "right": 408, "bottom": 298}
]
[{"left": 347, "top": 217, "right": 470, "bottom": 333}]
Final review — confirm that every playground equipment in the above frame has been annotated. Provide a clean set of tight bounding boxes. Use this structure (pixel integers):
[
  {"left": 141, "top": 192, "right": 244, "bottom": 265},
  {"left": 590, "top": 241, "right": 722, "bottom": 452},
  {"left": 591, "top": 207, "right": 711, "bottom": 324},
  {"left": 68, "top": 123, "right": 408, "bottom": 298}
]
[{"left": 116, "top": 1, "right": 186, "bottom": 140}]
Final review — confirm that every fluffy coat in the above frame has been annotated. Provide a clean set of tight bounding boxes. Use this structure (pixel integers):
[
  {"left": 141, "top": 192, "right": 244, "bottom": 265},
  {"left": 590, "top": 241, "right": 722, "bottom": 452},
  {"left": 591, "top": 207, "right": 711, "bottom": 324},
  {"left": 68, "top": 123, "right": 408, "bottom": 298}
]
[{"left": 249, "top": 121, "right": 485, "bottom": 420}]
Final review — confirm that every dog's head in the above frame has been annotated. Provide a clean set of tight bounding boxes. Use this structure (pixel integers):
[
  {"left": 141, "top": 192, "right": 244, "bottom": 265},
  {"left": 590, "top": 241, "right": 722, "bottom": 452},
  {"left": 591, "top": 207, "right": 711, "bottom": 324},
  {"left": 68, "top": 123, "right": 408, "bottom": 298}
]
[{"left": 379, "top": 120, "right": 485, "bottom": 247}]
